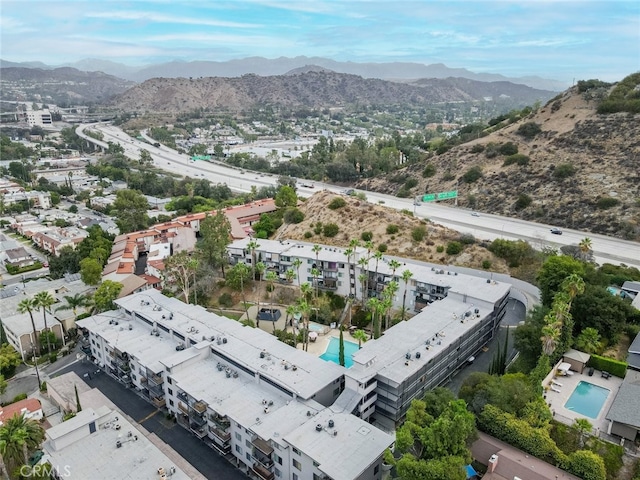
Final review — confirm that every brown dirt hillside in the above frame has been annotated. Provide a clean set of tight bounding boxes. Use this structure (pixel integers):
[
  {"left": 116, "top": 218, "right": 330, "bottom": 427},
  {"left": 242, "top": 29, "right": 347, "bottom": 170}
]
[
  {"left": 358, "top": 85, "right": 640, "bottom": 240},
  {"left": 276, "top": 190, "right": 509, "bottom": 273}
]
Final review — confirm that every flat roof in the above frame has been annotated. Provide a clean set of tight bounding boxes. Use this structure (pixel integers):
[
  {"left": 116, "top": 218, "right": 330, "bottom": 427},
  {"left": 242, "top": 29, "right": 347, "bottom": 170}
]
[
  {"left": 3, "top": 310, "right": 62, "bottom": 337},
  {"left": 44, "top": 408, "right": 191, "bottom": 480},
  {"left": 284, "top": 408, "right": 394, "bottom": 480}
]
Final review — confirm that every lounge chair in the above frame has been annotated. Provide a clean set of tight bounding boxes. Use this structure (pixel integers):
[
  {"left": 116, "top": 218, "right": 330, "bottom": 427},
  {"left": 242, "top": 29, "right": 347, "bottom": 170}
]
[
  {"left": 552, "top": 380, "right": 563, "bottom": 387},
  {"left": 566, "top": 370, "right": 575, "bottom": 376},
  {"left": 551, "top": 387, "right": 561, "bottom": 393}
]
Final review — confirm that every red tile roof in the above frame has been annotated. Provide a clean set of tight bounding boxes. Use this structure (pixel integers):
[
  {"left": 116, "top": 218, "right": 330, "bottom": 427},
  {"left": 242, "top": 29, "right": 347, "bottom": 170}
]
[{"left": 0, "top": 398, "right": 42, "bottom": 424}]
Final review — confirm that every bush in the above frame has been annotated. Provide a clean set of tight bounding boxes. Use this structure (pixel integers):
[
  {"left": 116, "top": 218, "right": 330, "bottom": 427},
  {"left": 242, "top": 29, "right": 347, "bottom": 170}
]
[
  {"left": 587, "top": 355, "right": 627, "bottom": 378},
  {"left": 218, "top": 292, "right": 233, "bottom": 307},
  {"left": 411, "top": 226, "right": 426, "bottom": 241},
  {"left": 323, "top": 223, "right": 339, "bottom": 237},
  {"left": 361, "top": 231, "right": 373, "bottom": 242},
  {"left": 462, "top": 166, "right": 483, "bottom": 183},
  {"left": 596, "top": 197, "right": 620, "bottom": 209},
  {"left": 459, "top": 233, "right": 476, "bottom": 245},
  {"left": 327, "top": 197, "right": 346, "bottom": 210},
  {"left": 313, "top": 222, "right": 323, "bottom": 235},
  {"left": 484, "top": 143, "right": 500, "bottom": 158},
  {"left": 49, "top": 353, "right": 57, "bottom": 364},
  {"left": 446, "top": 241, "right": 463, "bottom": 255},
  {"left": 482, "top": 260, "right": 492, "bottom": 269},
  {"left": 283, "top": 207, "right": 305, "bottom": 223},
  {"left": 396, "top": 188, "right": 411, "bottom": 198},
  {"left": 503, "top": 154, "right": 530, "bottom": 166},
  {"left": 553, "top": 163, "right": 577, "bottom": 179},
  {"left": 499, "top": 142, "right": 519, "bottom": 155},
  {"left": 12, "top": 393, "right": 27, "bottom": 403},
  {"left": 422, "top": 163, "right": 437, "bottom": 177},
  {"left": 436, "top": 245, "right": 444, "bottom": 253},
  {"left": 352, "top": 308, "right": 371, "bottom": 329},
  {"left": 386, "top": 224, "right": 399, "bottom": 234},
  {"left": 404, "top": 178, "right": 418, "bottom": 189},
  {"left": 516, "top": 122, "right": 542, "bottom": 139},
  {"left": 515, "top": 193, "right": 532, "bottom": 210},
  {"left": 377, "top": 243, "right": 388, "bottom": 253},
  {"left": 303, "top": 231, "right": 313, "bottom": 239},
  {"left": 470, "top": 144, "right": 485, "bottom": 154},
  {"left": 40, "top": 381, "right": 47, "bottom": 392}
]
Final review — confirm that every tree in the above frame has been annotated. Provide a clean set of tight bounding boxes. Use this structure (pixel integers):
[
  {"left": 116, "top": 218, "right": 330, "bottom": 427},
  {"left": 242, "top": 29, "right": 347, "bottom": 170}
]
[
  {"left": 299, "top": 283, "right": 312, "bottom": 351},
  {"left": 56, "top": 293, "right": 90, "bottom": 323},
  {"left": 292, "top": 258, "right": 303, "bottom": 288},
  {"left": 164, "top": 251, "right": 199, "bottom": 303},
  {"left": 226, "top": 263, "right": 251, "bottom": 320},
  {"left": 33, "top": 292, "right": 55, "bottom": 355},
  {"left": 112, "top": 189, "right": 149, "bottom": 233},
  {"left": 274, "top": 185, "right": 297, "bottom": 208},
  {"left": 92, "top": 280, "right": 123, "bottom": 313},
  {"left": 537, "top": 256, "right": 585, "bottom": 307},
  {"left": 352, "top": 329, "right": 368, "bottom": 348},
  {"left": 265, "top": 271, "right": 278, "bottom": 333},
  {"left": 401, "top": 269, "right": 413, "bottom": 321},
  {"left": 339, "top": 327, "right": 345, "bottom": 367},
  {"left": 75, "top": 384, "right": 82, "bottom": 412},
  {"left": 197, "top": 211, "right": 232, "bottom": 277},
  {"left": 246, "top": 239, "right": 260, "bottom": 281},
  {"left": 566, "top": 450, "right": 606, "bottom": 480},
  {"left": 79, "top": 257, "right": 102, "bottom": 286},
  {"left": 16, "top": 298, "right": 40, "bottom": 359},
  {"left": 0, "top": 414, "right": 45, "bottom": 476},
  {"left": 139, "top": 149, "right": 153, "bottom": 165},
  {"left": 0, "top": 344, "right": 21, "bottom": 381}
]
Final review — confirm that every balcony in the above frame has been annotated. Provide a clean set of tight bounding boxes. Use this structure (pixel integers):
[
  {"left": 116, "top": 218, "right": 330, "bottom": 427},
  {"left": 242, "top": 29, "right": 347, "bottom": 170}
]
[
  {"left": 209, "top": 425, "right": 231, "bottom": 443},
  {"left": 251, "top": 437, "right": 274, "bottom": 458},
  {"left": 190, "top": 424, "right": 207, "bottom": 439},
  {"left": 252, "top": 451, "right": 274, "bottom": 469},
  {"left": 252, "top": 463, "right": 274, "bottom": 480},
  {"left": 192, "top": 401, "right": 207, "bottom": 414},
  {"left": 178, "top": 402, "right": 189, "bottom": 414},
  {"left": 152, "top": 396, "right": 165, "bottom": 408},
  {"left": 149, "top": 373, "right": 163, "bottom": 385},
  {"left": 210, "top": 413, "right": 230, "bottom": 429},
  {"left": 177, "top": 391, "right": 188, "bottom": 402},
  {"left": 140, "top": 375, "right": 147, "bottom": 384},
  {"left": 190, "top": 414, "right": 206, "bottom": 428}
]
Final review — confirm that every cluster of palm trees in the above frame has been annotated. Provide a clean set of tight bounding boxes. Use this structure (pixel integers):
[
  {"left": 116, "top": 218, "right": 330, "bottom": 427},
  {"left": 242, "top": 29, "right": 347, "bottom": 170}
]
[
  {"left": 0, "top": 414, "right": 45, "bottom": 480},
  {"left": 540, "top": 274, "right": 586, "bottom": 357}
]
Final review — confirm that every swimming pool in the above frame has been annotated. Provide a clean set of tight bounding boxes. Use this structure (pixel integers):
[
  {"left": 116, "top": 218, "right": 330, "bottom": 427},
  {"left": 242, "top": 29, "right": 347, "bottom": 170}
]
[
  {"left": 564, "top": 381, "right": 610, "bottom": 419},
  {"left": 320, "top": 337, "right": 359, "bottom": 368}
]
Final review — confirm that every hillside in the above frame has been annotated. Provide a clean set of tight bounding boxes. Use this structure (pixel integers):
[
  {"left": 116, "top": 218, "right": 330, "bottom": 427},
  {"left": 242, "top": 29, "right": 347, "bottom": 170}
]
[
  {"left": 108, "top": 71, "right": 554, "bottom": 113},
  {"left": 359, "top": 85, "right": 640, "bottom": 240},
  {"left": 278, "top": 190, "right": 509, "bottom": 273}
]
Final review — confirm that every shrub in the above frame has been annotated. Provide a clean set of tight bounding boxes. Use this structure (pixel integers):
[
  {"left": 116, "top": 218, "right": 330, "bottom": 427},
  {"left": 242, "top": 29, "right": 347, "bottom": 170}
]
[
  {"left": 596, "top": 197, "right": 620, "bottom": 209},
  {"left": 327, "top": 197, "right": 346, "bottom": 210},
  {"left": 446, "top": 241, "right": 463, "bottom": 255},
  {"left": 386, "top": 224, "right": 399, "bottom": 234},
  {"left": 49, "top": 353, "right": 57, "bottom": 364},
  {"left": 459, "top": 233, "right": 476, "bottom": 245},
  {"left": 313, "top": 222, "right": 323, "bottom": 235},
  {"left": 323, "top": 223, "right": 339, "bottom": 237},
  {"left": 12, "top": 393, "right": 27, "bottom": 403},
  {"left": 303, "top": 231, "right": 313, "bottom": 239},
  {"left": 553, "top": 163, "right": 577, "bottom": 179},
  {"left": 411, "top": 226, "right": 426, "bottom": 241},
  {"left": 396, "top": 188, "right": 411, "bottom": 198},
  {"left": 422, "top": 163, "right": 437, "bottom": 177},
  {"left": 482, "top": 260, "right": 492, "bottom": 269},
  {"left": 515, "top": 193, "right": 532, "bottom": 210},
  {"left": 499, "top": 142, "right": 519, "bottom": 155},
  {"left": 462, "top": 166, "right": 483, "bottom": 183},
  {"left": 377, "top": 243, "right": 388, "bottom": 252},
  {"left": 470, "top": 144, "right": 485, "bottom": 154},
  {"left": 503, "top": 154, "right": 530, "bottom": 166},
  {"left": 516, "top": 122, "right": 542, "bottom": 139},
  {"left": 361, "top": 231, "right": 373, "bottom": 242},
  {"left": 587, "top": 355, "right": 627, "bottom": 378},
  {"left": 389, "top": 173, "right": 409, "bottom": 184},
  {"left": 404, "top": 178, "right": 418, "bottom": 189},
  {"left": 218, "top": 292, "right": 233, "bottom": 307},
  {"left": 436, "top": 245, "right": 444, "bottom": 253},
  {"left": 40, "top": 381, "right": 47, "bottom": 392},
  {"left": 442, "top": 171, "right": 456, "bottom": 181},
  {"left": 283, "top": 207, "right": 305, "bottom": 223},
  {"left": 484, "top": 143, "right": 500, "bottom": 158}
]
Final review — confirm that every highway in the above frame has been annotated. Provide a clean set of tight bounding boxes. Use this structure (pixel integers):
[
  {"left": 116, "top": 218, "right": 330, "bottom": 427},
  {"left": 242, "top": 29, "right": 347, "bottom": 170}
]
[{"left": 76, "top": 124, "right": 640, "bottom": 269}]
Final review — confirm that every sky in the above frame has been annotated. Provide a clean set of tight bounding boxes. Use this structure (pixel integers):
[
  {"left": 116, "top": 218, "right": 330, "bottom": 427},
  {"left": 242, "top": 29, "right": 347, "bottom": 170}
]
[{"left": 1, "top": 0, "right": 639, "bottom": 82}]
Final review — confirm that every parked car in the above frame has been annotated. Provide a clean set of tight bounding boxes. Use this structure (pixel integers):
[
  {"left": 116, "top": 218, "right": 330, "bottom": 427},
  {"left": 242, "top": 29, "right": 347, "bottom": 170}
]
[{"left": 550, "top": 227, "right": 563, "bottom": 235}]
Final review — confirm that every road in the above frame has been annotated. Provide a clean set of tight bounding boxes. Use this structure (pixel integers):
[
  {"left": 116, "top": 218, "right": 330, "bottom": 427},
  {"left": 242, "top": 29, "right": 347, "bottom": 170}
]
[{"left": 76, "top": 123, "right": 640, "bottom": 269}]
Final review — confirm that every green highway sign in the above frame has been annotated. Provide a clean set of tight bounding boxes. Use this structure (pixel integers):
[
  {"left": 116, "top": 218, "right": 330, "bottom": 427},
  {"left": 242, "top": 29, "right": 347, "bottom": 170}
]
[
  {"left": 422, "top": 190, "right": 458, "bottom": 202},
  {"left": 191, "top": 155, "right": 211, "bottom": 161}
]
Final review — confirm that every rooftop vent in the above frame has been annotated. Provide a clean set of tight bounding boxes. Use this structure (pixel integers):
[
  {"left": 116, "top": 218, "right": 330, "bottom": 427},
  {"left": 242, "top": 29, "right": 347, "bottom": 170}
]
[
  {"left": 315, "top": 424, "right": 323, "bottom": 432},
  {"left": 222, "top": 338, "right": 227, "bottom": 344},
  {"left": 116, "top": 440, "right": 122, "bottom": 448},
  {"left": 328, "top": 419, "right": 334, "bottom": 428},
  {"left": 415, "top": 352, "right": 421, "bottom": 359},
  {"left": 405, "top": 353, "right": 411, "bottom": 360}
]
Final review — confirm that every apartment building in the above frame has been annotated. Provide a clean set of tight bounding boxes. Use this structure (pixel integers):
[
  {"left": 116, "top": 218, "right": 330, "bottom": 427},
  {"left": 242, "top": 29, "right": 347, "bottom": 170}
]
[
  {"left": 78, "top": 290, "right": 393, "bottom": 480},
  {"left": 227, "top": 238, "right": 512, "bottom": 427}
]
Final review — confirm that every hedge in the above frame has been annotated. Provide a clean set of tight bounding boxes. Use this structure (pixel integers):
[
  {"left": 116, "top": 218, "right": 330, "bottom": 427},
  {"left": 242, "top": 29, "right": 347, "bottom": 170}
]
[{"left": 587, "top": 355, "right": 627, "bottom": 378}]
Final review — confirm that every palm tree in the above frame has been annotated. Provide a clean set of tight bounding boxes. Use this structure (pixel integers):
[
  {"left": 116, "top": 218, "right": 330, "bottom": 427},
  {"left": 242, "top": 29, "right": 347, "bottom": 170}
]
[
  {"left": 310, "top": 267, "right": 321, "bottom": 300},
  {"left": 372, "top": 250, "right": 383, "bottom": 302},
  {"left": 352, "top": 329, "right": 368, "bottom": 349},
  {"left": 357, "top": 257, "right": 369, "bottom": 304},
  {"left": 343, "top": 247, "right": 354, "bottom": 299},
  {"left": 33, "top": 291, "right": 55, "bottom": 354},
  {"left": 255, "top": 262, "right": 266, "bottom": 306},
  {"left": 286, "top": 304, "right": 300, "bottom": 347},
  {"left": 0, "top": 438, "right": 7, "bottom": 480},
  {"left": 383, "top": 280, "right": 399, "bottom": 330},
  {"left": 541, "top": 322, "right": 561, "bottom": 356},
  {"left": 265, "top": 271, "right": 278, "bottom": 334},
  {"left": 368, "top": 297, "right": 382, "bottom": 339},
  {"left": 246, "top": 239, "right": 260, "bottom": 280},
  {"left": 233, "top": 263, "right": 251, "bottom": 321},
  {"left": 285, "top": 269, "right": 295, "bottom": 284},
  {"left": 0, "top": 414, "right": 44, "bottom": 476},
  {"left": 17, "top": 298, "right": 40, "bottom": 357},
  {"left": 292, "top": 258, "right": 303, "bottom": 288},
  {"left": 578, "top": 237, "right": 592, "bottom": 260},
  {"left": 388, "top": 259, "right": 401, "bottom": 281},
  {"left": 401, "top": 269, "right": 413, "bottom": 321},
  {"left": 575, "top": 327, "right": 601, "bottom": 354},
  {"left": 573, "top": 418, "right": 592, "bottom": 447},
  {"left": 56, "top": 293, "right": 90, "bottom": 323}
]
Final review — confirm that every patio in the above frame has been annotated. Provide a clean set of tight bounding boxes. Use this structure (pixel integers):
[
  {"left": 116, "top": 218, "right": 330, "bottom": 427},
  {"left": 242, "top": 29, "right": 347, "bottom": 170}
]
[{"left": 543, "top": 363, "right": 622, "bottom": 436}]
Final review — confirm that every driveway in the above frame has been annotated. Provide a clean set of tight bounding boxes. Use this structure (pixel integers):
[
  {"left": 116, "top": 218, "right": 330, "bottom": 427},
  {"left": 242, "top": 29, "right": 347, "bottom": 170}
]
[{"left": 52, "top": 362, "right": 245, "bottom": 480}]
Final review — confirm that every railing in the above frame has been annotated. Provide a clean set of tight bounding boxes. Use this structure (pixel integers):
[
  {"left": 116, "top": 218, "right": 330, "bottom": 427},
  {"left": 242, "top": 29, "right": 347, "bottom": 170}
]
[
  {"left": 252, "top": 463, "right": 274, "bottom": 480},
  {"left": 178, "top": 402, "right": 189, "bottom": 414},
  {"left": 190, "top": 424, "right": 207, "bottom": 438},
  {"left": 177, "top": 391, "right": 188, "bottom": 401},
  {"left": 152, "top": 396, "right": 165, "bottom": 408},
  {"left": 209, "top": 425, "right": 231, "bottom": 443},
  {"left": 149, "top": 373, "right": 163, "bottom": 385},
  {"left": 140, "top": 375, "right": 147, "bottom": 384},
  {"left": 190, "top": 414, "right": 206, "bottom": 427},
  {"left": 192, "top": 401, "right": 207, "bottom": 413},
  {"left": 252, "top": 452, "right": 274, "bottom": 469}
]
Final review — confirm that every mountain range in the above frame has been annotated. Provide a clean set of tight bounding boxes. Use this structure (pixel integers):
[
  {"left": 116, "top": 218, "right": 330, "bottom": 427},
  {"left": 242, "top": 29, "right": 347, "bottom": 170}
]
[{"left": 0, "top": 57, "right": 569, "bottom": 91}]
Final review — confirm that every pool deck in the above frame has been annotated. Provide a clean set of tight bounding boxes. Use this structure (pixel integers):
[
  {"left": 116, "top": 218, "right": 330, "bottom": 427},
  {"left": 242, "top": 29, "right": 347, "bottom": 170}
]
[{"left": 544, "top": 366, "right": 622, "bottom": 435}]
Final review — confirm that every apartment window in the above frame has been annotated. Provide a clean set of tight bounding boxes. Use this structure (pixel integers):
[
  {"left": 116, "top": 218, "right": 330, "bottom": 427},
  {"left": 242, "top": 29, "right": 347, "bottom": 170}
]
[
  {"left": 339, "top": 263, "right": 345, "bottom": 268},
  {"left": 292, "top": 447, "right": 301, "bottom": 455},
  {"left": 246, "top": 453, "right": 251, "bottom": 462},
  {"left": 292, "top": 459, "right": 302, "bottom": 471},
  {"left": 132, "top": 374, "right": 136, "bottom": 381},
  {"left": 274, "top": 454, "right": 282, "bottom": 465},
  {"left": 245, "top": 439, "right": 252, "bottom": 449},
  {"left": 167, "top": 377, "right": 172, "bottom": 385},
  {"left": 292, "top": 474, "right": 298, "bottom": 480},
  {"left": 235, "top": 445, "right": 242, "bottom": 455},
  {"left": 168, "top": 388, "right": 173, "bottom": 395},
  {"left": 333, "top": 387, "right": 340, "bottom": 396},
  {"left": 374, "top": 465, "right": 380, "bottom": 474},
  {"left": 275, "top": 468, "right": 281, "bottom": 478},
  {"left": 313, "top": 461, "right": 320, "bottom": 467},
  {"left": 169, "top": 400, "right": 174, "bottom": 406},
  {"left": 235, "top": 432, "right": 242, "bottom": 441}
]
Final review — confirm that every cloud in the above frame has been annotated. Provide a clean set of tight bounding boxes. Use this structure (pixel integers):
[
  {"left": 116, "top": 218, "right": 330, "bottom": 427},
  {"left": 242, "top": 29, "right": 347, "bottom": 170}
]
[{"left": 85, "top": 11, "right": 260, "bottom": 28}]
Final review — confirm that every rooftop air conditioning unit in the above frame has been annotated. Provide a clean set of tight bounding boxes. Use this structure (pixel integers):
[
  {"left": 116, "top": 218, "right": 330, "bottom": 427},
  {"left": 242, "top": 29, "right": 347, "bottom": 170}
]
[
  {"left": 263, "top": 407, "right": 269, "bottom": 414},
  {"left": 128, "top": 324, "right": 133, "bottom": 330},
  {"left": 415, "top": 352, "right": 421, "bottom": 359},
  {"left": 222, "top": 338, "right": 227, "bottom": 344},
  {"left": 328, "top": 419, "right": 334, "bottom": 428},
  {"left": 116, "top": 440, "right": 122, "bottom": 448},
  {"left": 315, "top": 424, "right": 323, "bottom": 432}
]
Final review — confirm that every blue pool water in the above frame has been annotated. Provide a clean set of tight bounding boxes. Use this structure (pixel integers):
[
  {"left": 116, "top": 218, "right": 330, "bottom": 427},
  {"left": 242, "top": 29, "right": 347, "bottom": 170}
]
[
  {"left": 320, "top": 337, "right": 359, "bottom": 368},
  {"left": 564, "top": 381, "right": 610, "bottom": 419}
]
